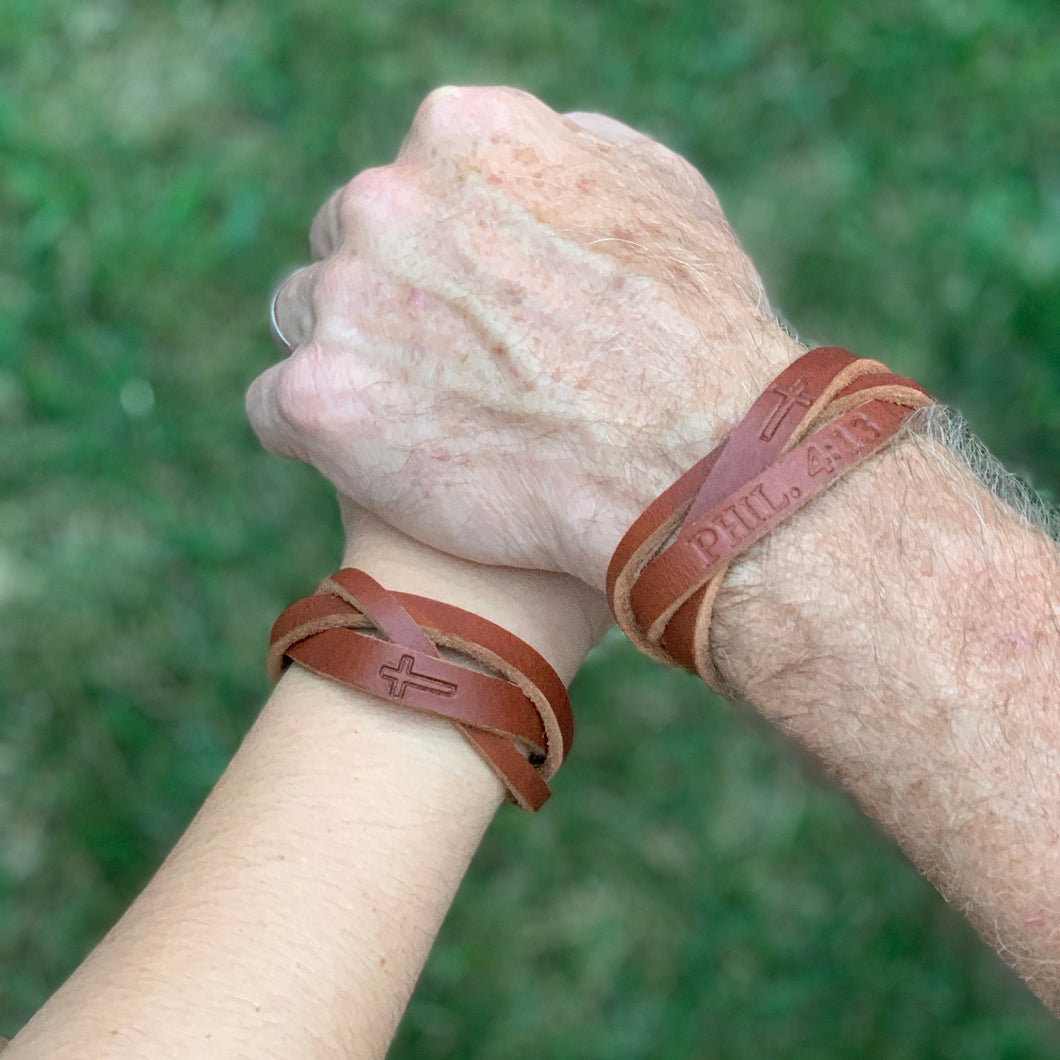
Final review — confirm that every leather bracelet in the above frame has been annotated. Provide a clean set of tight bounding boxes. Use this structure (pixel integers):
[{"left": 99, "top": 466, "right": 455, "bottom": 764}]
[
  {"left": 267, "top": 568, "right": 572, "bottom": 812},
  {"left": 607, "top": 347, "right": 934, "bottom": 690}
]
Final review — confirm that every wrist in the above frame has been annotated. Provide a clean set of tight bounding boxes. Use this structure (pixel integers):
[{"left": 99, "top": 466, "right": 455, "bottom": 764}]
[
  {"left": 339, "top": 502, "right": 612, "bottom": 684},
  {"left": 586, "top": 330, "right": 807, "bottom": 591},
  {"left": 708, "top": 422, "right": 1047, "bottom": 728},
  {"left": 709, "top": 431, "right": 927, "bottom": 707}
]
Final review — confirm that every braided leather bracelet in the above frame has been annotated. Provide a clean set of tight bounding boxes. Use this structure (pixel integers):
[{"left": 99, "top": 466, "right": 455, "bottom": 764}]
[
  {"left": 268, "top": 568, "right": 572, "bottom": 812},
  {"left": 607, "top": 347, "right": 934, "bottom": 690}
]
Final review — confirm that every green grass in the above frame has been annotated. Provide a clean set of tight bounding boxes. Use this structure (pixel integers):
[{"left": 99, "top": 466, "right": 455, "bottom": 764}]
[{"left": 3, "top": 0, "right": 1060, "bottom": 1054}]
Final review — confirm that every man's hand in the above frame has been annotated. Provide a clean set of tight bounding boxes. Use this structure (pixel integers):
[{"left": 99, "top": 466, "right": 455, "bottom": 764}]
[{"left": 247, "top": 86, "right": 802, "bottom": 588}]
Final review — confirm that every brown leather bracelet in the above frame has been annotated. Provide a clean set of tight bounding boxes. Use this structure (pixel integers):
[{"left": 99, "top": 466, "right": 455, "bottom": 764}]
[
  {"left": 268, "top": 568, "right": 572, "bottom": 812},
  {"left": 607, "top": 347, "right": 934, "bottom": 689}
]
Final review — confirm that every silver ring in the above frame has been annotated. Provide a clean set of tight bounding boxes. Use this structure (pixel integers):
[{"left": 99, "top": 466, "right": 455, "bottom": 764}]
[{"left": 270, "top": 286, "right": 293, "bottom": 352}]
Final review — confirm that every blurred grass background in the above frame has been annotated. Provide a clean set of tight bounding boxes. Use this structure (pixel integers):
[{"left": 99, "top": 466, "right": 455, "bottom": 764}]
[{"left": 3, "top": 0, "right": 1060, "bottom": 1055}]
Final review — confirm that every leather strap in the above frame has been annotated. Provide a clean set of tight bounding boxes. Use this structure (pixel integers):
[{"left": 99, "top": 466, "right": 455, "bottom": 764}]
[
  {"left": 607, "top": 347, "right": 933, "bottom": 689},
  {"left": 268, "top": 569, "right": 572, "bottom": 812}
]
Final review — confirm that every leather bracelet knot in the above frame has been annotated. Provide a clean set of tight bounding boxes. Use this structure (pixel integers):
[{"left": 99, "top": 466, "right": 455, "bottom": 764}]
[
  {"left": 607, "top": 347, "right": 934, "bottom": 691},
  {"left": 268, "top": 568, "right": 572, "bottom": 811}
]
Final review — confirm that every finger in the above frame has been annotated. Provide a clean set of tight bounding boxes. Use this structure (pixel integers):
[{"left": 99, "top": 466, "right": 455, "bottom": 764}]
[
  {"left": 398, "top": 85, "right": 563, "bottom": 163},
  {"left": 309, "top": 185, "right": 345, "bottom": 261},
  {"left": 396, "top": 85, "right": 466, "bottom": 161},
  {"left": 564, "top": 111, "right": 653, "bottom": 147},
  {"left": 270, "top": 265, "right": 320, "bottom": 352},
  {"left": 269, "top": 284, "right": 292, "bottom": 353},
  {"left": 244, "top": 359, "right": 306, "bottom": 462},
  {"left": 309, "top": 164, "right": 405, "bottom": 260}
]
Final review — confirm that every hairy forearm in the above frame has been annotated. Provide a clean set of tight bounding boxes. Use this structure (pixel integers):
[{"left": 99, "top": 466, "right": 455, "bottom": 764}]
[
  {"left": 7, "top": 518, "right": 603, "bottom": 1059},
  {"left": 712, "top": 421, "right": 1060, "bottom": 1007}
]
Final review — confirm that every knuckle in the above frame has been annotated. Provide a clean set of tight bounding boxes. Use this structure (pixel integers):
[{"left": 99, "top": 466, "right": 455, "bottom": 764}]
[
  {"left": 337, "top": 165, "right": 422, "bottom": 243},
  {"left": 274, "top": 343, "right": 329, "bottom": 438},
  {"left": 407, "top": 85, "right": 540, "bottom": 151},
  {"left": 309, "top": 188, "right": 344, "bottom": 259},
  {"left": 409, "top": 84, "right": 468, "bottom": 141},
  {"left": 310, "top": 256, "right": 360, "bottom": 317},
  {"left": 337, "top": 166, "right": 386, "bottom": 231}
]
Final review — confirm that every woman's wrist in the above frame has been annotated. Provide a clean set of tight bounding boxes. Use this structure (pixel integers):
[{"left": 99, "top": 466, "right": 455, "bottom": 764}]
[
  {"left": 7, "top": 505, "right": 608, "bottom": 1060},
  {"left": 339, "top": 502, "right": 613, "bottom": 684}
]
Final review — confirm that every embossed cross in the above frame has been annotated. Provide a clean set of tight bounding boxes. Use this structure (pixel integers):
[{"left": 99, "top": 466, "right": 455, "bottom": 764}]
[
  {"left": 759, "top": 378, "right": 814, "bottom": 441},
  {"left": 378, "top": 653, "right": 459, "bottom": 699}
]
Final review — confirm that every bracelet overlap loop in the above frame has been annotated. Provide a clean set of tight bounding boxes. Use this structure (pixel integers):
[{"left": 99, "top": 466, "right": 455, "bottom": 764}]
[
  {"left": 268, "top": 568, "right": 572, "bottom": 811},
  {"left": 607, "top": 347, "right": 934, "bottom": 691}
]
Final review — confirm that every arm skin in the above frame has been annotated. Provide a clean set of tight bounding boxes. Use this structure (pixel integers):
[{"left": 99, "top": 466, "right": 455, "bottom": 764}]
[
  {"left": 4, "top": 511, "right": 610, "bottom": 1060},
  {"left": 248, "top": 87, "right": 1060, "bottom": 1011},
  {"left": 710, "top": 428, "right": 1060, "bottom": 1009},
  {"left": 7, "top": 444, "right": 1058, "bottom": 1057},
  {"left": 13, "top": 86, "right": 1055, "bottom": 1057}
]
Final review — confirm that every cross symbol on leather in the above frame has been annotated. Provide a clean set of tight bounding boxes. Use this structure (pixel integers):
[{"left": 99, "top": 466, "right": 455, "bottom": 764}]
[
  {"left": 759, "top": 378, "right": 814, "bottom": 441},
  {"left": 378, "top": 653, "right": 459, "bottom": 700}
]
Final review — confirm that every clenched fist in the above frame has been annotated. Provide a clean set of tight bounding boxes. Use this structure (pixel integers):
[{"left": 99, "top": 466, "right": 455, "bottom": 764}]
[{"left": 247, "top": 86, "right": 801, "bottom": 588}]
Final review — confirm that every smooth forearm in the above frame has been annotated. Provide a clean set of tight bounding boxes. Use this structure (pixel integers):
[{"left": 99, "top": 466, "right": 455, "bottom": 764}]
[
  {"left": 10, "top": 670, "right": 502, "bottom": 1060},
  {"left": 8, "top": 516, "right": 605, "bottom": 1059},
  {"left": 711, "top": 427, "right": 1060, "bottom": 1007}
]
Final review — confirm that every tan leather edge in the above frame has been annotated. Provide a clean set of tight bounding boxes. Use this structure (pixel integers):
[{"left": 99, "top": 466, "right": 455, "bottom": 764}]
[
  {"left": 268, "top": 570, "right": 571, "bottom": 811},
  {"left": 609, "top": 349, "right": 934, "bottom": 688}
]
